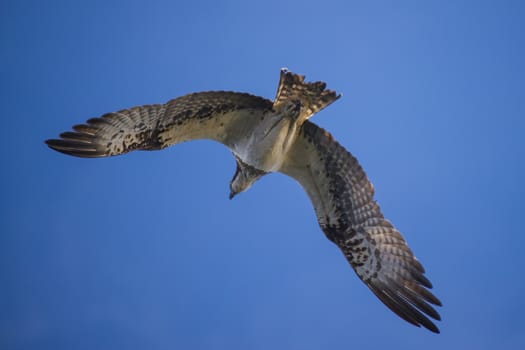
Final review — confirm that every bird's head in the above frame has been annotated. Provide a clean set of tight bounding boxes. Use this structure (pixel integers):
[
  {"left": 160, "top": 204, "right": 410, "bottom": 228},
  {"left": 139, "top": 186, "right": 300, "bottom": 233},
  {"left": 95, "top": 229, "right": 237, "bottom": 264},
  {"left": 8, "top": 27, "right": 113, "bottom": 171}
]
[{"left": 229, "top": 156, "right": 267, "bottom": 199}]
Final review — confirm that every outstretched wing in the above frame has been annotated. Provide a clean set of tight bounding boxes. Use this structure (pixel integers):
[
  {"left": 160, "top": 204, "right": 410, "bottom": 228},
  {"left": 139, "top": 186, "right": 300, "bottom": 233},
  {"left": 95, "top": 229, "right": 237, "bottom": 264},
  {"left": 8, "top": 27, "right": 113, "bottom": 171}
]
[
  {"left": 46, "top": 91, "right": 273, "bottom": 158},
  {"left": 280, "top": 121, "right": 442, "bottom": 333}
]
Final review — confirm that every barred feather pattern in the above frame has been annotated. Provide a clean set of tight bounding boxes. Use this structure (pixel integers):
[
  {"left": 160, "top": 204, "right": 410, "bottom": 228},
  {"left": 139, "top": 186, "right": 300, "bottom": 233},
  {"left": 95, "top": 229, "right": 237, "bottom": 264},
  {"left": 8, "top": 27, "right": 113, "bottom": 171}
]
[
  {"left": 274, "top": 69, "right": 340, "bottom": 122},
  {"left": 46, "top": 91, "right": 272, "bottom": 158},
  {"left": 281, "top": 121, "right": 442, "bottom": 333}
]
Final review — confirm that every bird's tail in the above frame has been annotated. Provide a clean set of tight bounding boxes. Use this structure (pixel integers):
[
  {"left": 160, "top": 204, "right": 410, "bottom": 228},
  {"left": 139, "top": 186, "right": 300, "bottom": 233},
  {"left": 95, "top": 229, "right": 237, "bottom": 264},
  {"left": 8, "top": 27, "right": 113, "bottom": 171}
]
[{"left": 273, "top": 68, "right": 340, "bottom": 124}]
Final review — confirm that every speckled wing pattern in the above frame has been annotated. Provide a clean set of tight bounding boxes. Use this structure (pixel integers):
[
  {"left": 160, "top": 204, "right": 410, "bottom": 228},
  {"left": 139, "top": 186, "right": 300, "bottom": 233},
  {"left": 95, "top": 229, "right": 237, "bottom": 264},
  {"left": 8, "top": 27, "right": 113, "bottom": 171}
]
[
  {"left": 45, "top": 91, "right": 273, "bottom": 158},
  {"left": 280, "top": 121, "right": 442, "bottom": 333}
]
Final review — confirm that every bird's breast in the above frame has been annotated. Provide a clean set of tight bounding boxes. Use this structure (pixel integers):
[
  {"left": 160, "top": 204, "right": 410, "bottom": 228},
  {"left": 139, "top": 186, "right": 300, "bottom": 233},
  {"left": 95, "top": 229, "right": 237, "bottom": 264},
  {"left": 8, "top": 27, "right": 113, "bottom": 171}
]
[{"left": 235, "top": 114, "right": 298, "bottom": 172}]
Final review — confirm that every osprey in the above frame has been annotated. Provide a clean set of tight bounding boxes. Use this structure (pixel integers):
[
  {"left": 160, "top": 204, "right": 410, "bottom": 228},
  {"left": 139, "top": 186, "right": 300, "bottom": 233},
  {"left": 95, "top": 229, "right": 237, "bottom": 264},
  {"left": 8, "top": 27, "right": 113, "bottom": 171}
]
[{"left": 46, "top": 69, "right": 442, "bottom": 333}]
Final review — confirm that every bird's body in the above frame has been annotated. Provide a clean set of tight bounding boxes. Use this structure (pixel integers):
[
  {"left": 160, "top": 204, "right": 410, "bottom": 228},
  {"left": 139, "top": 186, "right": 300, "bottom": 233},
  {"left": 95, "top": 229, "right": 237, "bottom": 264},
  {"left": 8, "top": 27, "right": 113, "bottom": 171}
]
[
  {"left": 46, "top": 69, "right": 442, "bottom": 333},
  {"left": 232, "top": 107, "right": 297, "bottom": 172}
]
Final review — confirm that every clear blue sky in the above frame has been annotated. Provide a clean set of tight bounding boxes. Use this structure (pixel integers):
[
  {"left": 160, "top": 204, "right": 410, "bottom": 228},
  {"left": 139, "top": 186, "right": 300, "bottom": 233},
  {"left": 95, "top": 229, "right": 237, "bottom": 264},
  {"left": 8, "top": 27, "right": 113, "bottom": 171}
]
[{"left": 2, "top": 0, "right": 524, "bottom": 349}]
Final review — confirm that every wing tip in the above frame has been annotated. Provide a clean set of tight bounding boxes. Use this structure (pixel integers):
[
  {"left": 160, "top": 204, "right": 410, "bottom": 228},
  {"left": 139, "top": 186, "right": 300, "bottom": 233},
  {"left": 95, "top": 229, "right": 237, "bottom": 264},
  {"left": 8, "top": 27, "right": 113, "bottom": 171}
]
[
  {"left": 426, "top": 321, "right": 441, "bottom": 334},
  {"left": 45, "top": 138, "right": 106, "bottom": 158},
  {"left": 366, "top": 273, "right": 442, "bottom": 334}
]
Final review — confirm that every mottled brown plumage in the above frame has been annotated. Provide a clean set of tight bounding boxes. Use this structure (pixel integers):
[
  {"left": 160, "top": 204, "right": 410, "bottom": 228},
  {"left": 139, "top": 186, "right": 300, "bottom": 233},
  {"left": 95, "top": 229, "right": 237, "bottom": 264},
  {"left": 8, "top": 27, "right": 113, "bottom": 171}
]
[
  {"left": 281, "top": 122, "right": 442, "bottom": 332},
  {"left": 46, "top": 69, "right": 441, "bottom": 333}
]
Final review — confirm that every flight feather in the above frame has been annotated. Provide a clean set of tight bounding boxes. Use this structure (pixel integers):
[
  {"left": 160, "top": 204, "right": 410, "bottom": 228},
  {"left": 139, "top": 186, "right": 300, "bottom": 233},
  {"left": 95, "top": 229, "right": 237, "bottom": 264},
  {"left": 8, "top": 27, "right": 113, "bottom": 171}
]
[{"left": 280, "top": 121, "right": 442, "bottom": 333}]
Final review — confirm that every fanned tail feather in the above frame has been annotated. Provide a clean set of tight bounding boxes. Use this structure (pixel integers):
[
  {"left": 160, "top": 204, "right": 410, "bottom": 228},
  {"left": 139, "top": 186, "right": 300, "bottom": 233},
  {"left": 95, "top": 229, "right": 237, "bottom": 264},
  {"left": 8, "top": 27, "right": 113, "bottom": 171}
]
[{"left": 273, "top": 68, "right": 340, "bottom": 123}]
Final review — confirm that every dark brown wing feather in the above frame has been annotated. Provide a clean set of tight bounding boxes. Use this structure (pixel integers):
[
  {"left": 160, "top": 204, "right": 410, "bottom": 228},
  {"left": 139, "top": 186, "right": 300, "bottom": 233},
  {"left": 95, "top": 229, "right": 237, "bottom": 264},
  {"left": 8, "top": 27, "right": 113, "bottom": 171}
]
[
  {"left": 280, "top": 121, "right": 442, "bottom": 333},
  {"left": 46, "top": 91, "right": 272, "bottom": 158}
]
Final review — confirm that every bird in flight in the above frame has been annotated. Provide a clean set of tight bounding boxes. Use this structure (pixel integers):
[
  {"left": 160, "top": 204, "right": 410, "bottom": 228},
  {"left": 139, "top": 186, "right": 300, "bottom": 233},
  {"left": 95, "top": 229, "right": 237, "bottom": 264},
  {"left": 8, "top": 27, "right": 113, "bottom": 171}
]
[{"left": 46, "top": 69, "right": 442, "bottom": 333}]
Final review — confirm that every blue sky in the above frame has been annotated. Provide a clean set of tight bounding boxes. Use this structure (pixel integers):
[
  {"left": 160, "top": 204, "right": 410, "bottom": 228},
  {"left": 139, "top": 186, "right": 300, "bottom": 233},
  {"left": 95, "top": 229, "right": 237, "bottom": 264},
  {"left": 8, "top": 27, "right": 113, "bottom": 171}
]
[{"left": 2, "top": 0, "right": 524, "bottom": 348}]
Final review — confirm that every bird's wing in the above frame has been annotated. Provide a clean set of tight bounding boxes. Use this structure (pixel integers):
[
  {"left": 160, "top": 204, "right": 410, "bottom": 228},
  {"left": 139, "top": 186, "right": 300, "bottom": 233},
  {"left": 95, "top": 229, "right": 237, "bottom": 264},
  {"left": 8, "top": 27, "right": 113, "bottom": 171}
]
[
  {"left": 46, "top": 91, "right": 273, "bottom": 158},
  {"left": 279, "top": 121, "right": 442, "bottom": 333}
]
